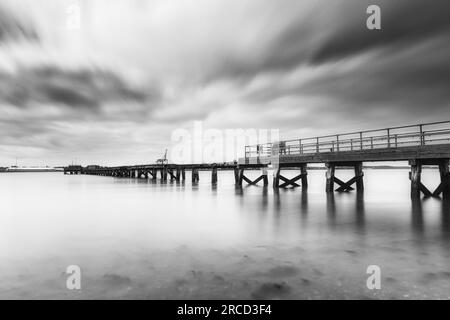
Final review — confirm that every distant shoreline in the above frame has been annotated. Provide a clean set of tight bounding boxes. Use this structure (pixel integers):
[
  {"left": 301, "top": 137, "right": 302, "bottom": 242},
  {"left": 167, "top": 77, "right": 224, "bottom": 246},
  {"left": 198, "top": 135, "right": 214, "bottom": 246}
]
[{"left": 0, "top": 168, "right": 61, "bottom": 173}]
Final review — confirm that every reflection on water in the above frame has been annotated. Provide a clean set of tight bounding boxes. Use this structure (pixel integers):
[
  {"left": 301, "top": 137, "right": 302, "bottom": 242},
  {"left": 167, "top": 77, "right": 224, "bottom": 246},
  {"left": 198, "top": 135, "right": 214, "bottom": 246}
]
[{"left": 1, "top": 169, "right": 450, "bottom": 299}]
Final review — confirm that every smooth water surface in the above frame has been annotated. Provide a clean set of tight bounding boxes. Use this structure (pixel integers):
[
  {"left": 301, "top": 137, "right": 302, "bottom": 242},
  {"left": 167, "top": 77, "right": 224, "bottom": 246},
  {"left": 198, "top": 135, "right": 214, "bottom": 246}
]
[{"left": 1, "top": 169, "right": 449, "bottom": 299}]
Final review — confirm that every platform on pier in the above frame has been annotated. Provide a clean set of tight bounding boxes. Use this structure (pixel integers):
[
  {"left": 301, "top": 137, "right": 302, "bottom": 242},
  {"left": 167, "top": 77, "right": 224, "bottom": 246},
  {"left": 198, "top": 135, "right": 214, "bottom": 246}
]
[{"left": 243, "top": 144, "right": 450, "bottom": 165}]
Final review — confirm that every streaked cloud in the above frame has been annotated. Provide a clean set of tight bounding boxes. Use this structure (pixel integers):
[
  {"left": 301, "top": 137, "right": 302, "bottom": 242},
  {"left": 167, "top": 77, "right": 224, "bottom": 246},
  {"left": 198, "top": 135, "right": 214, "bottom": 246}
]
[
  {"left": 0, "top": 66, "right": 156, "bottom": 110},
  {"left": 0, "top": 4, "right": 38, "bottom": 43}
]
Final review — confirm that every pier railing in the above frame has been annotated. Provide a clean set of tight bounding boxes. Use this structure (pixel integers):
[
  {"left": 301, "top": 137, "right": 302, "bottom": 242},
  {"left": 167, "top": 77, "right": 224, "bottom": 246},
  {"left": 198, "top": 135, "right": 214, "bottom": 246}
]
[{"left": 245, "top": 120, "right": 450, "bottom": 159}]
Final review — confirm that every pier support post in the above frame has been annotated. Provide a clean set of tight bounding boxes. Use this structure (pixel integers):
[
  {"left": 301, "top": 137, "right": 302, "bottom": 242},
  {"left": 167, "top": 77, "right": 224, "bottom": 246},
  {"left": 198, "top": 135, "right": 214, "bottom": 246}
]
[
  {"left": 273, "top": 167, "right": 281, "bottom": 188},
  {"left": 354, "top": 162, "right": 364, "bottom": 192},
  {"left": 325, "top": 163, "right": 335, "bottom": 192},
  {"left": 439, "top": 160, "right": 450, "bottom": 199},
  {"left": 407, "top": 159, "right": 450, "bottom": 198},
  {"left": 272, "top": 165, "right": 307, "bottom": 188},
  {"left": 162, "top": 167, "right": 168, "bottom": 181},
  {"left": 238, "top": 169, "right": 245, "bottom": 186},
  {"left": 326, "top": 162, "right": 363, "bottom": 192},
  {"left": 300, "top": 164, "right": 308, "bottom": 189},
  {"left": 234, "top": 167, "right": 240, "bottom": 185},
  {"left": 211, "top": 167, "right": 218, "bottom": 184},
  {"left": 410, "top": 161, "right": 423, "bottom": 198},
  {"left": 181, "top": 168, "right": 186, "bottom": 181},
  {"left": 262, "top": 168, "right": 268, "bottom": 186},
  {"left": 168, "top": 168, "right": 175, "bottom": 181},
  {"left": 192, "top": 168, "right": 199, "bottom": 183},
  {"left": 176, "top": 168, "right": 181, "bottom": 182}
]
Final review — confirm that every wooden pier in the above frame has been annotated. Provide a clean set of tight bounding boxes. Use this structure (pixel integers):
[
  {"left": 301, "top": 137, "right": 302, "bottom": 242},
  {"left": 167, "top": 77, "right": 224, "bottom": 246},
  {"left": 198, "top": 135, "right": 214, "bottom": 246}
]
[{"left": 64, "top": 121, "right": 450, "bottom": 199}]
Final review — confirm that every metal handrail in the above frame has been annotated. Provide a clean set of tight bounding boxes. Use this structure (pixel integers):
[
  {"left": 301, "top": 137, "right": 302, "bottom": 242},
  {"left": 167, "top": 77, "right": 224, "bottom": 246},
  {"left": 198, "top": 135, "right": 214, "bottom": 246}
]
[{"left": 245, "top": 120, "right": 450, "bottom": 158}]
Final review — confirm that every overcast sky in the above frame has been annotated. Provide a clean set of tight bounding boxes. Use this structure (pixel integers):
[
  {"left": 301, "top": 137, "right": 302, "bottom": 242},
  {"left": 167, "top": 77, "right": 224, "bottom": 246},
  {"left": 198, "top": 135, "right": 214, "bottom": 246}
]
[{"left": 0, "top": 0, "right": 449, "bottom": 166}]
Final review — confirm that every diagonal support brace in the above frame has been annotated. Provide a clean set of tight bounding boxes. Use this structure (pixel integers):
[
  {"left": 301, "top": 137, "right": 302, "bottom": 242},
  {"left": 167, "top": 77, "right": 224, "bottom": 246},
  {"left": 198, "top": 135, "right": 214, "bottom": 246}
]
[{"left": 238, "top": 168, "right": 268, "bottom": 186}]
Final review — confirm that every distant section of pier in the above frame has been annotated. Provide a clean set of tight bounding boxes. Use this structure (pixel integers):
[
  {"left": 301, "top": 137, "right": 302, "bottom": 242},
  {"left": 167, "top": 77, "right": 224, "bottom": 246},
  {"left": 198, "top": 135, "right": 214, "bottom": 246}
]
[{"left": 64, "top": 121, "right": 450, "bottom": 199}]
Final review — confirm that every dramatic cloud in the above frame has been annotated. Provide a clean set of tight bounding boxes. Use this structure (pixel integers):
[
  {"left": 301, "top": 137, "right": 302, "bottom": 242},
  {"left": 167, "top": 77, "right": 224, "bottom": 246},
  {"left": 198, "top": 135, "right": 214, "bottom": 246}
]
[
  {"left": 0, "top": 4, "right": 38, "bottom": 42},
  {"left": 0, "top": 0, "right": 449, "bottom": 165},
  {"left": 304, "top": 0, "right": 449, "bottom": 64},
  {"left": 0, "top": 66, "right": 155, "bottom": 110}
]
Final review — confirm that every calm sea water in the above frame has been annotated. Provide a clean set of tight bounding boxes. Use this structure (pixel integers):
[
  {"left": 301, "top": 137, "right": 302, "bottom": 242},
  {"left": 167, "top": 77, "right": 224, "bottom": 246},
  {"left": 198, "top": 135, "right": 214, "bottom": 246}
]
[{"left": 1, "top": 169, "right": 450, "bottom": 299}]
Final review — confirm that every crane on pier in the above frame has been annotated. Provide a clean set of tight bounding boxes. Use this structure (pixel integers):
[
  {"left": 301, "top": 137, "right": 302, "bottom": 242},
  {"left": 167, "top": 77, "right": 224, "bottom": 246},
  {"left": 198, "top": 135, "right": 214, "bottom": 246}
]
[{"left": 156, "top": 149, "right": 168, "bottom": 165}]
